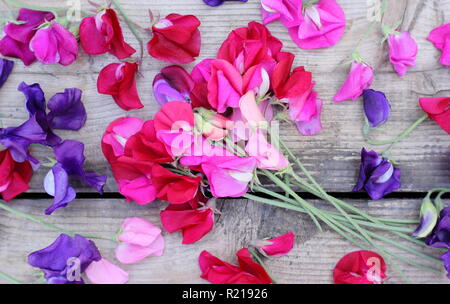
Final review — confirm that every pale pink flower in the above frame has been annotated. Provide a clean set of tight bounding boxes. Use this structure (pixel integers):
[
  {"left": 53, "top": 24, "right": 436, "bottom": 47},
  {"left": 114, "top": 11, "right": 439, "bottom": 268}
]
[
  {"left": 85, "top": 259, "right": 129, "bottom": 284},
  {"left": 245, "top": 129, "right": 289, "bottom": 171}
]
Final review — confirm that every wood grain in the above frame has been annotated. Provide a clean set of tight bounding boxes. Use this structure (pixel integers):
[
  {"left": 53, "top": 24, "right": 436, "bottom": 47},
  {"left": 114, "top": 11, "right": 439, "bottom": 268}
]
[
  {"left": 0, "top": 0, "right": 448, "bottom": 193},
  {"left": 0, "top": 198, "right": 448, "bottom": 284}
]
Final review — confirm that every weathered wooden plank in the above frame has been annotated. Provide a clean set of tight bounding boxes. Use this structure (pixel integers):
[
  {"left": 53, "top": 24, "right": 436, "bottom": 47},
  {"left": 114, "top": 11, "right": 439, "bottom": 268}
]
[
  {"left": 0, "top": 198, "right": 448, "bottom": 284},
  {"left": 0, "top": 0, "right": 448, "bottom": 193}
]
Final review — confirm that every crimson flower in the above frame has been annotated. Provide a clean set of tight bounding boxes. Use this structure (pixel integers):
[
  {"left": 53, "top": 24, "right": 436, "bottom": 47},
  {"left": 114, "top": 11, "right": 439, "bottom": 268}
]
[
  {"left": 333, "top": 250, "right": 387, "bottom": 284},
  {"left": 97, "top": 62, "right": 144, "bottom": 111},
  {"left": 148, "top": 14, "right": 201, "bottom": 63},
  {"left": 0, "top": 149, "right": 33, "bottom": 201},
  {"left": 151, "top": 164, "right": 202, "bottom": 205},
  {"left": 79, "top": 9, "right": 136, "bottom": 59},
  {"left": 199, "top": 248, "right": 273, "bottom": 284},
  {"left": 160, "top": 193, "right": 214, "bottom": 244},
  {"left": 419, "top": 97, "right": 450, "bottom": 134}
]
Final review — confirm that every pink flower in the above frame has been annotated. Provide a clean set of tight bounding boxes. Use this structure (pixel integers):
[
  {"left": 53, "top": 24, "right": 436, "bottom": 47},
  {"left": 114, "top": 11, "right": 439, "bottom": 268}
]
[
  {"left": 334, "top": 61, "right": 373, "bottom": 102},
  {"left": 256, "top": 232, "right": 295, "bottom": 257},
  {"left": 388, "top": 31, "right": 418, "bottom": 76},
  {"left": 245, "top": 129, "right": 289, "bottom": 171},
  {"left": 261, "top": 0, "right": 302, "bottom": 28},
  {"left": 115, "top": 217, "right": 165, "bottom": 264},
  {"left": 180, "top": 155, "right": 256, "bottom": 198},
  {"left": 239, "top": 91, "right": 267, "bottom": 127},
  {"left": 85, "top": 259, "right": 129, "bottom": 284},
  {"left": 294, "top": 92, "right": 323, "bottom": 136},
  {"left": 101, "top": 117, "right": 144, "bottom": 163},
  {"left": 428, "top": 23, "right": 450, "bottom": 66},
  {"left": 29, "top": 21, "right": 78, "bottom": 66}
]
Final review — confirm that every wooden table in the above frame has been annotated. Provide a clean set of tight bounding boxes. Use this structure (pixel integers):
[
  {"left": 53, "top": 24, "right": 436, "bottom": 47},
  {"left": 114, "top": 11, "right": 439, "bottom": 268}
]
[{"left": 0, "top": 0, "right": 449, "bottom": 284}]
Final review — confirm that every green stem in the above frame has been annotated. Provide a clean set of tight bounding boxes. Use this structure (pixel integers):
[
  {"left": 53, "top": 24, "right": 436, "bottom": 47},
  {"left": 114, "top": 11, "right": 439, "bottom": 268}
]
[
  {"left": 249, "top": 249, "right": 278, "bottom": 284},
  {"left": 110, "top": 0, "right": 144, "bottom": 61},
  {"left": 0, "top": 202, "right": 115, "bottom": 242},
  {"left": 2, "top": 0, "right": 66, "bottom": 13},
  {"left": 365, "top": 114, "right": 428, "bottom": 146},
  {"left": 0, "top": 270, "right": 23, "bottom": 284}
]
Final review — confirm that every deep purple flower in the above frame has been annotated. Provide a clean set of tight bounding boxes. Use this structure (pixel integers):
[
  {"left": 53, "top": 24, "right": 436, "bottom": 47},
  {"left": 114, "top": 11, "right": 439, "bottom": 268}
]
[
  {"left": 0, "top": 115, "right": 46, "bottom": 165},
  {"left": 0, "top": 9, "right": 55, "bottom": 66},
  {"left": 441, "top": 251, "right": 450, "bottom": 279},
  {"left": 19, "top": 82, "right": 62, "bottom": 147},
  {"left": 426, "top": 206, "right": 450, "bottom": 248},
  {"left": 362, "top": 89, "right": 391, "bottom": 128},
  {"left": 47, "top": 88, "right": 87, "bottom": 130},
  {"left": 28, "top": 234, "right": 101, "bottom": 284},
  {"left": 44, "top": 163, "right": 76, "bottom": 215},
  {"left": 0, "top": 59, "right": 13, "bottom": 89},
  {"left": 203, "top": 0, "right": 248, "bottom": 7},
  {"left": 54, "top": 140, "right": 107, "bottom": 194},
  {"left": 153, "top": 65, "right": 194, "bottom": 105},
  {"left": 352, "top": 148, "right": 401, "bottom": 200}
]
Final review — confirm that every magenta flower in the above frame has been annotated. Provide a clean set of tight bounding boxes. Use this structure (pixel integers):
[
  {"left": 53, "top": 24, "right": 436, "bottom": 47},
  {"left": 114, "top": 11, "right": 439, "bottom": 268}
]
[
  {"left": 362, "top": 89, "right": 391, "bottom": 128},
  {"left": 388, "top": 31, "right": 418, "bottom": 76},
  {"left": 29, "top": 21, "right": 78, "bottom": 66},
  {"left": 428, "top": 23, "right": 450, "bottom": 66},
  {"left": 0, "top": 59, "right": 13, "bottom": 89},
  {"left": 352, "top": 148, "right": 401, "bottom": 200},
  {"left": 0, "top": 8, "right": 54, "bottom": 66},
  {"left": 28, "top": 234, "right": 101, "bottom": 284},
  {"left": 153, "top": 65, "right": 194, "bottom": 105},
  {"left": 334, "top": 61, "right": 373, "bottom": 102},
  {"left": 256, "top": 232, "right": 295, "bottom": 257}
]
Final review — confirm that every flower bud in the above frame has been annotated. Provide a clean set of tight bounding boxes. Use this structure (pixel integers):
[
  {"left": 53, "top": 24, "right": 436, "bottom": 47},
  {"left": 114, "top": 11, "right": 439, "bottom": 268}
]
[
  {"left": 413, "top": 197, "right": 439, "bottom": 238},
  {"left": 195, "top": 108, "right": 233, "bottom": 140}
]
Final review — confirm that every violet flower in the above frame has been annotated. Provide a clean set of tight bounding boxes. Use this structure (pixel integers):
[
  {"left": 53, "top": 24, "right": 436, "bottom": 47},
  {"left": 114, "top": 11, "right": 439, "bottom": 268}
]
[
  {"left": 0, "top": 115, "right": 46, "bottom": 165},
  {"left": 362, "top": 89, "right": 391, "bottom": 128},
  {"left": 43, "top": 163, "right": 76, "bottom": 215},
  {"left": 412, "top": 197, "right": 439, "bottom": 238},
  {"left": 441, "top": 251, "right": 450, "bottom": 279},
  {"left": 0, "top": 58, "right": 13, "bottom": 89},
  {"left": 153, "top": 65, "right": 194, "bottom": 105},
  {"left": 203, "top": 0, "right": 248, "bottom": 7},
  {"left": 28, "top": 234, "right": 101, "bottom": 284},
  {"left": 47, "top": 88, "right": 87, "bottom": 131},
  {"left": 426, "top": 206, "right": 450, "bottom": 248},
  {"left": 54, "top": 140, "right": 107, "bottom": 194},
  {"left": 352, "top": 148, "right": 401, "bottom": 200}
]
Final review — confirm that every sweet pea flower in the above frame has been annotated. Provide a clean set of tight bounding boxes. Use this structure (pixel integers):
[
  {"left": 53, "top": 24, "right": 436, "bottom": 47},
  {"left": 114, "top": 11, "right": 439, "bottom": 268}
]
[
  {"left": 239, "top": 91, "right": 267, "bottom": 127},
  {"left": 0, "top": 8, "right": 54, "bottom": 65},
  {"left": 334, "top": 61, "right": 374, "bottom": 102},
  {"left": 352, "top": 148, "right": 401, "bottom": 200},
  {"left": 79, "top": 9, "right": 136, "bottom": 59},
  {"left": 412, "top": 196, "right": 439, "bottom": 239},
  {"left": 29, "top": 21, "right": 78, "bottom": 66},
  {"left": 204, "top": 0, "right": 248, "bottom": 7},
  {"left": 333, "top": 250, "right": 387, "bottom": 284},
  {"left": 28, "top": 234, "right": 101, "bottom": 284},
  {"left": 387, "top": 31, "right": 418, "bottom": 76},
  {"left": 426, "top": 206, "right": 450, "bottom": 248},
  {"left": 97, "top": 62, "right": 144, "bottom": 111},
  {"left": 161, "top": 194, "right": 215, "bottom": 244},
  {"left": 148, "top": 14, "right": 201, "bottom": 64},
  {"left": 419, "top": 97, "right": 450, "bottom": 134},
  {"left": 0, "top": 59, "right": 13, "bottom": 89},
  {"left": 180, "top": 155, "right": 256, "bottom": 198},
  {"left": 255, "top": 232, "right": 295, "bottom": 257},
  {"left": 153, "top": 65, "right": 194, "bottom": 105},
  {"left": 427, "top": 23, "right": 450, "bottom": 66},
  {"left": 287, "top": 0, "right": 346, "bottom": 49},
  {"left": 199, "top": 249, "right": 273, "bottom": 284},
  {"left": 441, "top": 251, "right": 450, "bottom": 279},
  {"left": 152, "top": 164, "right": 202, "bottom": 205},
  {"left": 362, "top": 89, "right": 391, "bottom": 128},
  {"left": 43, "top": 163, "right": 76, "bottom": 215},
  {"left": 54, "top": 140, "right": 107, "bottom": 194},
  {"left": 101, "top": 117, "right": 144, "bottom": 163},
  {"left": 111, "top": 156, "right": 156, "bottom": 205},
  {"left": 245, "top": 129, "right": 289, "bottom": 171},
  {"left": 261, "top": 0, "right": 302, "bottom": 28},
  {"left": 115, "top": 217, "right": 165, "bottom": 264},
  {"left": 194, "top": 109, "right": 233, "bottom": 141},
  {"left": 85, "top": 259, "right": 129, "bottom": 284},
  {"left": 294, "top": 92, "right": 323, "bottom": 136},
  {"left": 0, "top": 149, "right": 33, "bottom": 202},
  {"left": 217, "top": 21, "right": 282, "bottom": 75},
  {"left": 124, "top": 120, "right": 173, "bottom": 164}
]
